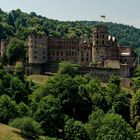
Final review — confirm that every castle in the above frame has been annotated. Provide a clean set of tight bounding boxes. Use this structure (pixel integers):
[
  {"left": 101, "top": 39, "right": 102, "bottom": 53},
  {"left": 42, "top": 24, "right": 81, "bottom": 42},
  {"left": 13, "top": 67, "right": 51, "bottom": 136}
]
[{"left": 0, "top": 24, "right": 137, "bottom": 84}]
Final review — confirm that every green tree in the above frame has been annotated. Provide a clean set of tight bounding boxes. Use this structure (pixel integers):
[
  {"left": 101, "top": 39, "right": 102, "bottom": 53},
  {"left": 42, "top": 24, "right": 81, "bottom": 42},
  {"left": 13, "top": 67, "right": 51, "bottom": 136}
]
[
  {"left": 0, "top": 94, "right": 18, "bottom": 124},
  {"left": 86, "top": 109, "right": 105, "bottom": 140},
  {"left": 14, "top": 62, "right": 25, "bottom": 81},
  {"left": 6, "top": 38, "right": 26, "bottom": 64},
  {"left": 33, "top": 95, "right": 65, "bottom": 137},
  {"left": 57, "top": 61, "right": 78, "bottom": 77},
  {"left": 64, "top": 119, "right": 89, "bottom": 140},
  {"left": 17, "top": 102, "right": 30, "bottom": 117},
  {"left": 130, "top": 90, "right": 140, "bottom": 126},
  {"left": 96, "top": 113, "right": 136, "bottom": 140},
  {"left": 111, "top": 92, "right": 130, "bottom": 122}
]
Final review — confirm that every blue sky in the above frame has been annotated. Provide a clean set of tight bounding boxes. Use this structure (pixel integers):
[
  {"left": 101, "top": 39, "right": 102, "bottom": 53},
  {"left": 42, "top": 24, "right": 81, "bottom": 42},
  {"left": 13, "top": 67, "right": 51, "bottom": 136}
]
[{"left": 1, "top": 0, "right": 140, "bottom": 28}]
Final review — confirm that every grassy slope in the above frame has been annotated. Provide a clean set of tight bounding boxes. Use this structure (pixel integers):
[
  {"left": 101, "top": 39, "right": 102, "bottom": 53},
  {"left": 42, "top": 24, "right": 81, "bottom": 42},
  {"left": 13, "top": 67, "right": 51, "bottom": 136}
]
[
  {"left": 27, "top": 75, "right": 50, "bottom": 84},
  {"left": 0, "top": 123, "right": 28, "bottom": 140}
]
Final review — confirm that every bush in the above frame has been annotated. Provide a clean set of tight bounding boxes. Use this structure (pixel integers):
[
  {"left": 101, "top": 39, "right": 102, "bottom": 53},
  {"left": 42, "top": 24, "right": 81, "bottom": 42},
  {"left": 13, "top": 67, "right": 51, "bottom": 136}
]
[{"left": 9, "top": 117, "right": 43, "bottom": 136}]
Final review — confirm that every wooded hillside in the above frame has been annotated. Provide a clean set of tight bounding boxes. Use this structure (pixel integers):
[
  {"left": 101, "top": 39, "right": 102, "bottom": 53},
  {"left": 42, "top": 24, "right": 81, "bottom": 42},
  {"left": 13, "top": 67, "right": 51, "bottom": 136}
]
[{"left": 0, "top": 9, "right": 140, "bottom": 48}]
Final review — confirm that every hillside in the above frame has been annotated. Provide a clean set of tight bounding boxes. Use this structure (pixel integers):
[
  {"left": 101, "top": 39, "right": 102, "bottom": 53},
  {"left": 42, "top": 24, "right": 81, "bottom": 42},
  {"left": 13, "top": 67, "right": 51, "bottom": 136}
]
[
  {"left": 0, "top": 123, "right": 29, "bottom": 140},
  {"left": 0, "top": 8, "right": 140, "bottom": 48}
]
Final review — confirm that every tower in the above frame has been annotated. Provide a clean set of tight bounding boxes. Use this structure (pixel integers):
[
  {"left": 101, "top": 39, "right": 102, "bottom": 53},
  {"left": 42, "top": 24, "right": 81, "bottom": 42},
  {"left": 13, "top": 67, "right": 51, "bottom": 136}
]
[
  {"left": 92, "top": 24, "right": 108, "bottom": 66},
  {"left": 28, "top": 34, "right": 48, "bottom": 74},
  {"left": 28, "top": 34, "right": 48, "bottom": 64}
]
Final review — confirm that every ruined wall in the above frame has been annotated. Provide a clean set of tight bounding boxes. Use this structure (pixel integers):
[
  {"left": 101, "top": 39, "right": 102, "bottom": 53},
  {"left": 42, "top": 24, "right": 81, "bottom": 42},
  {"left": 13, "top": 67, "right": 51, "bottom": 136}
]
[
  {"left": 79, "top": 38, "right": 92, "bottom": 66},
  {"left": 48, "top": 37, "right": 79, "bottom": 64}
]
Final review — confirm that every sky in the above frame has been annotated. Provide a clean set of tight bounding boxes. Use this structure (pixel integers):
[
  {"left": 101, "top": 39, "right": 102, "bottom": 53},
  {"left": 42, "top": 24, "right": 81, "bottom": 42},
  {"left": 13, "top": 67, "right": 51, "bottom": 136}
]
[{"left": 1, "top": 0, "right": 140, "bottom": 28}]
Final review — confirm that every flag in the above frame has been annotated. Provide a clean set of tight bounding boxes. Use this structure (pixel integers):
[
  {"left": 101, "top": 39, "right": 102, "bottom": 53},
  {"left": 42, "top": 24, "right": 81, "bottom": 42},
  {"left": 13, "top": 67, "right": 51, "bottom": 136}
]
[{"left": 101, "top": 15, "right": 106, "bottom": 19}]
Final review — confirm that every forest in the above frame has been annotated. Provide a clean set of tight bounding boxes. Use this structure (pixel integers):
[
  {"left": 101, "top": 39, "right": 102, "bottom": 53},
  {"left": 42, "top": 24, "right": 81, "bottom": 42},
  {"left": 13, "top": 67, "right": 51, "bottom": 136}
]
[{"left": 0, "top": 61, "right": 139, "bottom": 139}]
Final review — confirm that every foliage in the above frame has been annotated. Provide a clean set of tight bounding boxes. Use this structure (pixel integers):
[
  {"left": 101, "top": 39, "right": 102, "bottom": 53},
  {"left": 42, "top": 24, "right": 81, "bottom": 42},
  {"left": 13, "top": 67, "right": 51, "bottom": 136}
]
[
  {"left": 9, "top": 117, "right": 43, "bottom": 136},
  {"left": 130, "top": 90, "right": 140, "bottom": 126},
  {"left": 0, "top": 94, "right": 18, "bottom": 124},
  {"left": 14, "top": 62, "right": 25, "bottom": 81},
  {"left": 86, "top": 109, "right": 105, "bottom": 140},
  {"left": 33, "top": 95, "right": 65, "bottom": 137},
  {"left": 95, "top": 113, "right": 136, "bottom": 140},
  {"left": 17, "top": 102, "right": 30, "bottom": 117},
  {"left": 64, "top": 119, "right": 89, "bottom": 140},
  {"left": 6, "top": 38, "right": 26, "bottom": 64},
  {"left": 57, "top": 61, "right": 78, "bottom": 77},
  {"left": 86, "top": 110, "right": 136, "bottom": 140}
]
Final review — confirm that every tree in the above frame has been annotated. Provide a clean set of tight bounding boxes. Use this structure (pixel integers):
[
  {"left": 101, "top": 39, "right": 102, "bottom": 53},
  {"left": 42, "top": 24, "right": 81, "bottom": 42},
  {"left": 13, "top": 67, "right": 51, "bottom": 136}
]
[
  {"left": 111, "top": 92, "right": 130, "bottom": 122},
  {"left": 17, "top": 102, "right": 30, "bottom": 117},
  {"left": 33, "top": 95, "right": 65, "bottom": 137},
  {"left": 86, "top": 79, "right": 108, "bottom": 112},
  {"left": 6, "top": 38, "right": 26, "bottom": 64},
  {"left": 0, "top": 94, "right": 18, "bottom": 124},
  {"left": 86, "top": 109, "right": 105, "bottom": 140},
  {"left": 95, "top": 113, "right": 136, "bottom": 140},
  {"left": 64, "top": 119, "right": 89, "bottom": 140},
  {"left": 136, "top": 122, "right": 140, "bottom": 139},
  {"left": 14, "top": 62, "right": 25, "bottom": 81},
  {"left": 130, "top": 90, "right": 140, "bottom": 126},
  {"left": 57, "top": 61, "right": 78, "bottom": 77}
]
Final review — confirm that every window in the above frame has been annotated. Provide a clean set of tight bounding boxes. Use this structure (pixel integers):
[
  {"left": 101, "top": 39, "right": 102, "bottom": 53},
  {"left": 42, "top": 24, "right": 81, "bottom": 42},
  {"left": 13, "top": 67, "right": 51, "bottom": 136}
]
[
  {"left": 72, "top": 52, "right": 74, "bottom": 56},
  {"left": 34, "top": 51, "right": 37, "bottom": 54},
  {"left": 97, "top": 34, "right": 99, "bottom": 39},
  {"left": 43, "top": 56, "right": 46, "bottom": 59},
  {"left": 61, "top": 52, "right": 63, "bottom": 56},
  {"left": 102, "top": 40, "right": 104, "bottom": 45},
  {"left": 86, "top": 58, "right": 89, "bottom": 61},
  {"left": 87, "top": 53, "right": 89, "bottom": 57},
  {"left": 43, "top": 51, "right": 45, "bottom": 54},
  {"left": 81, "top": 58, "right": 84, "bottom": 61},
  {"left": 52, "top": 51, "right": 55, "bottom": 56},
  {"left": 57, "top": 51, "right": 59, "bottom": 56},
  {"left": 102, "top": 34, "right": 105, "bottom": 39},
  {"left": 96, "top": 40, "right": 99, "bottom": 44},
  {"left": 34, "top": 56, "right": 37, "bottom": 59}
]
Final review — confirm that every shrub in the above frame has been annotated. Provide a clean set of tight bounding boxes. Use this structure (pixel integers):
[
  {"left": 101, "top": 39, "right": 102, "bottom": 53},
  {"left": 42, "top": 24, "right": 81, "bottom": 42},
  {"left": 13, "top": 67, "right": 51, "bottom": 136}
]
[{"left": 9, "top": 117, "right": 43, "bottom": 137}]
